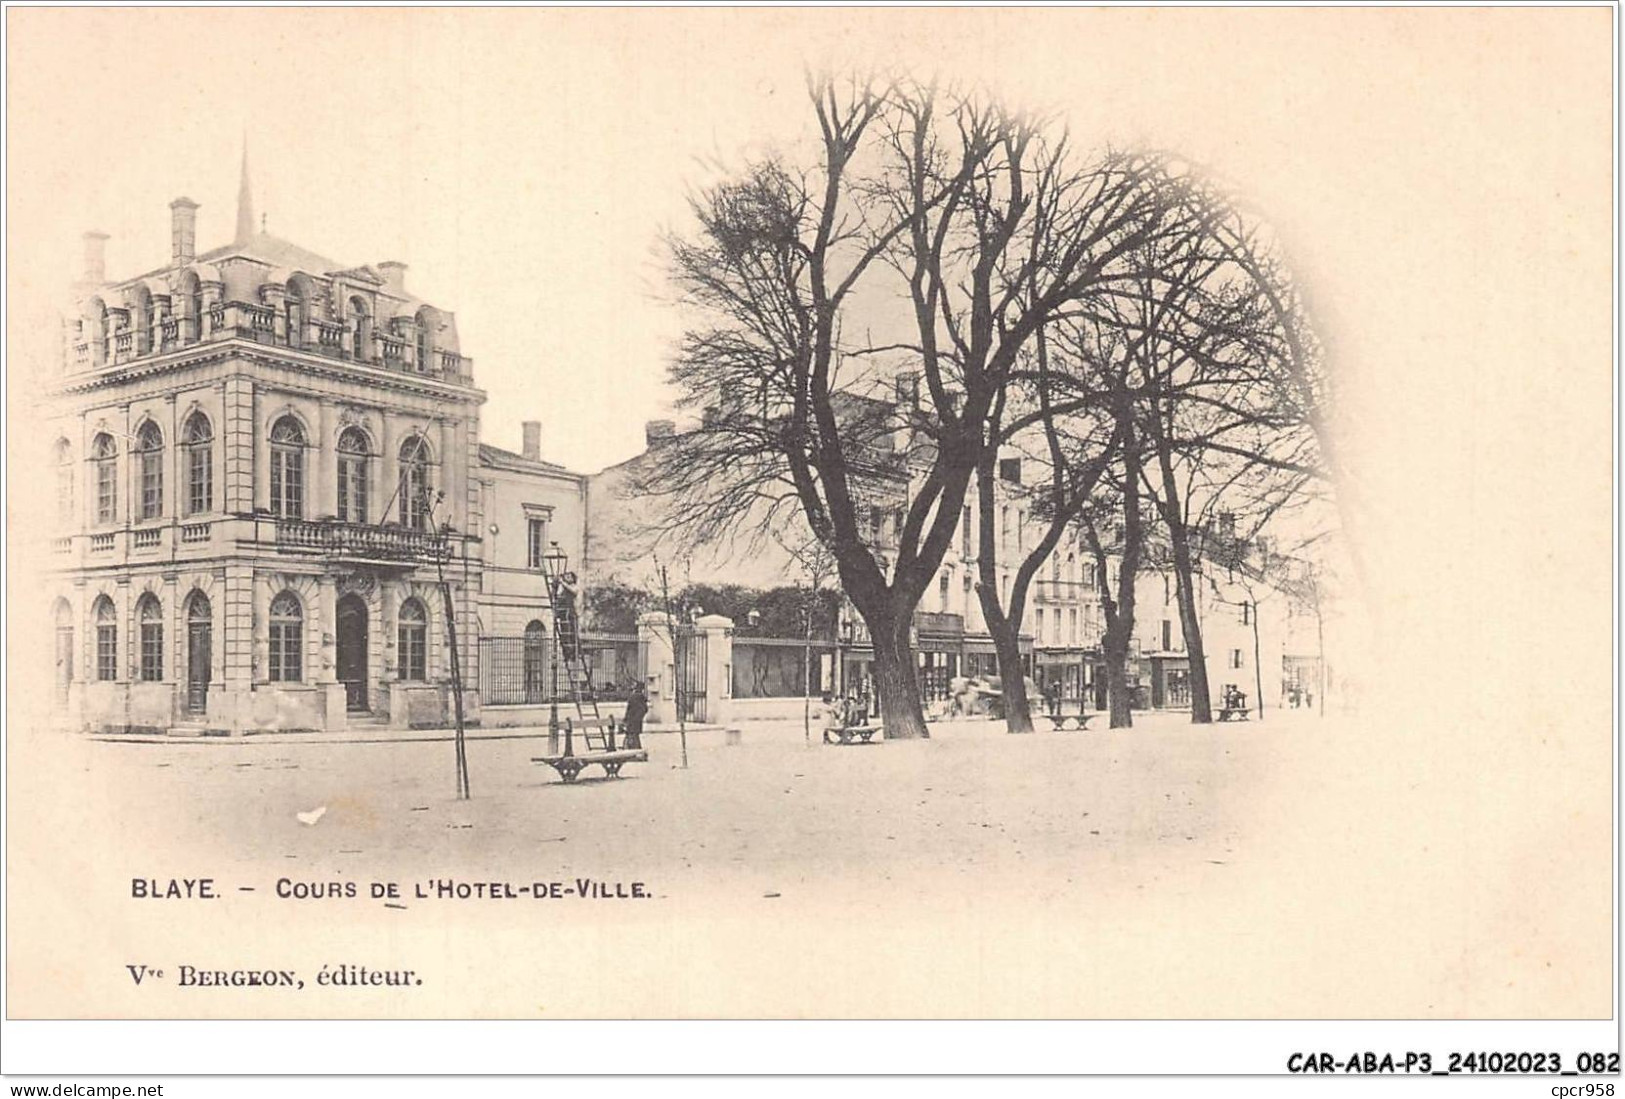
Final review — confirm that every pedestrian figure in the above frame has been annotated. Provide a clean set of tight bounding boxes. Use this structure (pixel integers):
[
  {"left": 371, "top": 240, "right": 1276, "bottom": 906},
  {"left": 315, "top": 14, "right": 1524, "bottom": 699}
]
[
  {"left": 553, "top": 575, "right": 580, "bottom": 663},
  {"left": 622, "top": 683, "right": 648, "bottom": 749}
]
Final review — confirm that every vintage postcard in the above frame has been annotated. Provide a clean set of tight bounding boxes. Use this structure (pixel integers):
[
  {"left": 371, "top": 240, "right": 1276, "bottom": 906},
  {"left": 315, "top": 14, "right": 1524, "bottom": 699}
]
[{"left": 3, "top": 5, "right": 1614, "bottom": 1059}]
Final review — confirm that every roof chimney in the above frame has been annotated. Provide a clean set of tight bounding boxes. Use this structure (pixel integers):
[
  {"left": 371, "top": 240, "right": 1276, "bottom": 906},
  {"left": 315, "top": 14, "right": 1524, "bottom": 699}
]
[
  {"left": 645, "top": 420, "right": 676, "bottom": 447},
  {"left": 170, "top": 197, "right": 199, "bottom": 265},
  {"left": 80, "top": 231, "right": 109, "bottom": 286},
  {"left": 378, "top": 261, "right": 408, "bottom": 294},
  {"left": 522, "top": 420, "right": 542, "bottom": 460}
]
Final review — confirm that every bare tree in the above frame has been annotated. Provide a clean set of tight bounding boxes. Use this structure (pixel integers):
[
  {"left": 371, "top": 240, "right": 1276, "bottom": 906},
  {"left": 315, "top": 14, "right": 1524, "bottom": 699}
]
[
  {"left": 642, "top": 74, "right": 1164, "bottom": 738},
  {"left": 970, "top": 326, "right": 1121, "bottom": 733}
]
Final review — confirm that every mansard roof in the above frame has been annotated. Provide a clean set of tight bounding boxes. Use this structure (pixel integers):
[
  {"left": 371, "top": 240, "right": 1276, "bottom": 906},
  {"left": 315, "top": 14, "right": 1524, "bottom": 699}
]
[{"left": 197, "top": 231, "right": 346, "bottom": 276}]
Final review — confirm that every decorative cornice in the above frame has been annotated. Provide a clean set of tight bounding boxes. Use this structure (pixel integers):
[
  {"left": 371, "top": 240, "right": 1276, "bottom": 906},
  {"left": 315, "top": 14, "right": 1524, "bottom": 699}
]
[{"left": 44, "top": 338, "right": 486, "bottom": 405}]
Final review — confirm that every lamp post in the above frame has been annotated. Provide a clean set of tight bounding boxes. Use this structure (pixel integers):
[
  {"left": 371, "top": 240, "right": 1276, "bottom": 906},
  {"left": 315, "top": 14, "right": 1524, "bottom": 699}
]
[{"left": 542, "top": 543, "right": 571, "bottom": 753}]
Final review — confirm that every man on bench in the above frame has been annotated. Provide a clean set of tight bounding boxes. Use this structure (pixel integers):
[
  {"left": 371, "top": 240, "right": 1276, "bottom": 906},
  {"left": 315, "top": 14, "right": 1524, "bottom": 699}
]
[
  {"left": 822, "top": 692, "right": 880, "bottom": 744},
  {"left": 1218, "top": 685, "right": 1251, "bottom": 722}
]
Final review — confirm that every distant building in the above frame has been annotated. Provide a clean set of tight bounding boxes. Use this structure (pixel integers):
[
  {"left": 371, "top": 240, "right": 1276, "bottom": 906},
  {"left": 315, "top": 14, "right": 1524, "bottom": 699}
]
[{"left": 40, "top": 156, "right": 585, "bottom": 734}]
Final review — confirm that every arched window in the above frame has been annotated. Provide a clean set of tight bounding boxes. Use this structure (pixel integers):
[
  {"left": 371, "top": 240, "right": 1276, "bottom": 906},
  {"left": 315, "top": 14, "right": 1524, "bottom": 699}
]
[
  {"left": 336, "top": 427, "right": 370, "bottom": 523},
  {"left": 130, "top": 286, "right": 154, "bottom": 356},
  {"left": 268, "top": 592, "right": 303, "bottom": 682},
  {"left": 398, "top": 435, "right": 432, "bottom": 530},
  {"left": 94, "top": 596, "right": 117, "bottom": 681},
  {"left": 181, "top": 272, "right": 203, "bottom": 344},
  {"left": 397, "top": 598, "right": 427, "bottom": 681},
  {"left": 348, "top": 296, "right": 371, "bottom": 361},
  {"left": 182, "top": 412, "right": 213, "bottom": 516},
  {"left": 414, "top": 310, "right": 432, "bottom": 374},
  {"left": 523, "top": 619, "right": 547, "bottom": 703},
  {"left": 135, "top": 421, "right": 164, "bottom": 520},
  {"left": 137, "top": 593, "right": 163, "bottom": 681},
  {"left": 54, "top": 439, "right": 73, "bottom": 525},
  {"left": 91, "top": 433, "right": 117, "bottom": 524},
  {"left": 54, "top": 598, "right": 74, "bottom": 700},
  {"left": 285, "top": 280, "right": 305, "bottom": 349},
  {"left": 269, "top": 416, "right": 305, "bottom": 518}
]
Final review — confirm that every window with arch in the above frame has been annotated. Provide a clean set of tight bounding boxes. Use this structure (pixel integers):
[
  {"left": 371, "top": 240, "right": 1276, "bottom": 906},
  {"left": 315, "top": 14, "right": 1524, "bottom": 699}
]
[
  {"left": 137, "top": 593, "right": 164, "bottom": 681},
  {"left": 398, "top": 435, "right": 432, "bottom": 530},
  {"left": 414, "top": 311, "right": 432, "bottom": 374},
  {"left": 268, "top": 592, "right": 303, "bottom": 682},
  {"left": 131, "top": 288, "right": 154, "bottom": 356},
  {"left": 182, "top": 412, "right": 213, "bottom": 516},
  {"left": 94, "top": 596, "right": 117, "bottom": 681},
  {"left": 54, "top": 439, "right": 73, "bottom": 525},
  {"left": 54, "top": 599, "right": 74, "bottom": 696},
  {"left": 269, "top": 416, "right": 305, "bottom": 518},
  {"left": 135, "top": 421, "right": 164, "bottom": 520},
  {"left": 336, "top": 427, "right": 370, "bottom": 524},
  {"left": 183, "top": 273, "right": 204, "bottom": 344},
  {"left": 92, "top": 433, "right": 118, "bottom": 523},
  {"left": 523, "top": 619, "right": 547, "bottom": 702},
  {"left": 348, "top": 296, "right": 371, "bottom": 361},
  {"left": 285, "top": 280, "right": 306, "bottom": 349},
  {"left": 397, "top": 598, "right": 428, "bottom": 682}
]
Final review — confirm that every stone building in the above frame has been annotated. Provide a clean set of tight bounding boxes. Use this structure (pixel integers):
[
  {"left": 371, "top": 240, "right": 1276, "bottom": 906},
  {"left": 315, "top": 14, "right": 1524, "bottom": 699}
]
[{"left": 41, "top": 162, "right": 584, "bottom": 734}]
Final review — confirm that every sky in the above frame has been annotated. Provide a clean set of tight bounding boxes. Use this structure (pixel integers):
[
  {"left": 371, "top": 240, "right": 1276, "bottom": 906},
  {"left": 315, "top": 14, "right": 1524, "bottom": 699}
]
[{"left": 7, "top": 7, "right": 1613, "bottom": 723}]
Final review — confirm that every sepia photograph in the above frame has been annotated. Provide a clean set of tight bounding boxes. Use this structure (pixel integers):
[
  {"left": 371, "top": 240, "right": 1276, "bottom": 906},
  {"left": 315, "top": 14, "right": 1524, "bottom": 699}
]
[{"left": 1, "top": 4, "right": 1615, "bottom": 1081}]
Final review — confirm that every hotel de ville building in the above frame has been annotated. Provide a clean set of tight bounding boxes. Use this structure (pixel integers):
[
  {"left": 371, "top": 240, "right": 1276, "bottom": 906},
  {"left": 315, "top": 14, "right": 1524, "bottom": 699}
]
[{"left": 37, "top": 157, "right": 588, "bottom": 735}]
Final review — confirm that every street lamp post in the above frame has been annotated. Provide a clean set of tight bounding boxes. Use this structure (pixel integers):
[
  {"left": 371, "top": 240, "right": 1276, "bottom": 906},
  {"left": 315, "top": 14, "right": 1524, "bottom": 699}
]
[{"left": 542, "top": 544, "right": 572, "bottom": 754}]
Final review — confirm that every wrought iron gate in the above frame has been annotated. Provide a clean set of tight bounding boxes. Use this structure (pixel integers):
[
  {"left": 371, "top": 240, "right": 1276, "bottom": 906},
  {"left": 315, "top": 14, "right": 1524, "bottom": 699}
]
[{"left": 677, "top": 626, "right": 707, "bottom": 723}]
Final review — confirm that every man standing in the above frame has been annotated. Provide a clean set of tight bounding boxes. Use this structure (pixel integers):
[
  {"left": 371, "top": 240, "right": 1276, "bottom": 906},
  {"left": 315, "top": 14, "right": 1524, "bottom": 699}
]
[{"left": 622, "top": 684, "right": 648, "bottom": 749}]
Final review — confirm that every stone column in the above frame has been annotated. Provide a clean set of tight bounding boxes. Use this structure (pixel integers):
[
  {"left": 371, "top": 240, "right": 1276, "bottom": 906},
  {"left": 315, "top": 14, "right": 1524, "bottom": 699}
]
[
  {"left": 379, "top": 411, "right": 398, "bottom": 525},
  {"left": 316, "top": 577, "right": 346, "bottom": 731},
  {"left": 317, "top": 399, "right": 336, "bottom": 519},
  {"left": 439, "top": 417, "right": 459, "bottom": 529},
  {"left": 163, "top": 571, "right": 180, "bottom": 727},
  {"left": 120, "top": 403, "right": 132, "bottom": 528},
  {"left": 694, "top": 614, "right": 735, "bottom": 726},
  {"left": 637, "top": 611, "right": 676, "bottom": 725},
  {"left": 218, "top": 564, "right": 254, "bottom": 732},
  {"left": 251, "top": 383, "right": 268, "bottom": 516},
  {"left": 166, "top": 394, "right": 179, "bottom": 522}
]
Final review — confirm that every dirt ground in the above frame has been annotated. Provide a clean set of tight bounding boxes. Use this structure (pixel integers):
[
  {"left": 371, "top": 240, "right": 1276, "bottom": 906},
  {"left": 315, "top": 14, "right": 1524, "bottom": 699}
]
[{"left": 6, "top": 707, "right": 1611, "bottom": 1019}]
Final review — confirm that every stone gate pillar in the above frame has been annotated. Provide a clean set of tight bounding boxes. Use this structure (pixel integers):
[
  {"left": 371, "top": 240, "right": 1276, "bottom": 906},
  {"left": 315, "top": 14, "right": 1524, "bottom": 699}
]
[
  {"left": 693, "top": 614, "right": 734, "bottom": 726},
  {"left": 637, "top": 611, "right": 676, "bottom": 725}
]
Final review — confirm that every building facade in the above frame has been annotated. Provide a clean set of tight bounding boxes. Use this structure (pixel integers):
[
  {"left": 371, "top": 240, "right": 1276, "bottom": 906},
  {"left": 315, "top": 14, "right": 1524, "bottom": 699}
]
[{"left": 42, "top": 171, "right": 584, "bottom": 734}]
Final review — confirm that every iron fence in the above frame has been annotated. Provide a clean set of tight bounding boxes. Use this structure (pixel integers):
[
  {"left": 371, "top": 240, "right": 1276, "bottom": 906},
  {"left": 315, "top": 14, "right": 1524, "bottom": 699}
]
[{"left": 478, "top": 633, "right": 644, "bottom": 706}]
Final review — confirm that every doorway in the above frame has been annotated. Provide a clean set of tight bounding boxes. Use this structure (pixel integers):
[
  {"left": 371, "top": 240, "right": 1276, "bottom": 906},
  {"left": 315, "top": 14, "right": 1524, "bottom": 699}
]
[
  {"left": 336, "top": 594, "right": 369, "bottom": 712},
  {"left": 186, "top": 591, "right": 212, "bottom": 714}
]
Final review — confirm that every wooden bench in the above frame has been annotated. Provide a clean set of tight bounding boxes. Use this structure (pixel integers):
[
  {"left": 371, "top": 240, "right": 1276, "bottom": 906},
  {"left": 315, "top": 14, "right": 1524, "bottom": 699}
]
[
  {"left": 823, "top": 724, "right": 881, "bottom": 745},
  {"left": 1044, "top": 712, "right": 1097, "bottom": 731},
  {"left": 1216, "top": 707, "right": 1251, "bottom": 722},
  {"left": 532, "top": 748, "right": 649, "bottom": 783}
]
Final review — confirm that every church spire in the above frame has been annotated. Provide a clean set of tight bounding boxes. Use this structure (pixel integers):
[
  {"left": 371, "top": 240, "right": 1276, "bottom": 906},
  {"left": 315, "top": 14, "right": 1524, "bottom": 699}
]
[{"left": 235, "top": 134, "right": 255, "bottom": 243}]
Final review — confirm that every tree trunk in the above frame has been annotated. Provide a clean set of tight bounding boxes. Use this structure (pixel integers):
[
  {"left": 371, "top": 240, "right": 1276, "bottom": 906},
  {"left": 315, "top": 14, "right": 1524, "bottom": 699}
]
[
  {"left": 1166, "top": 518, "right": 1213, "bottom": 723},
  {"left": 1251, "top": 602, "right": 1264, "bottom": 722},
  {"left": 973, "top": 456, "right": 1035, "bottom": 734},
  {"left": 1102, "top": 628, "right": 1134, "bottom": 729},
  {"left": 990, "top": 614, "right": 1034, "bottom": 733},
  {"left": 868, "top": 607, "right": 929, "bottom": 739}
]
